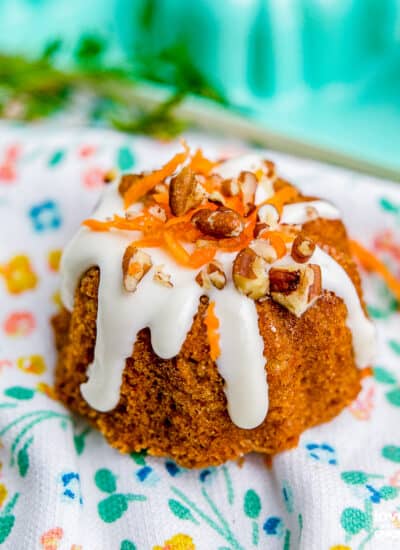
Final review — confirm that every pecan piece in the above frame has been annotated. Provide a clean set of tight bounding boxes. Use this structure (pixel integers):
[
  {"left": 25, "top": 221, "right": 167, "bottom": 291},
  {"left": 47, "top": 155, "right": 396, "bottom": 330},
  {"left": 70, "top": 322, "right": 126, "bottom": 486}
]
[
  {"left": 250, "top": 239, "right": 277, "bottom": 263},
  {"left": 153, "top": 265, "right": 173, "bottom": 288},
  {"left": 119, "top": 173, "right": 143, "bottom": 195},
  {"left": 269, "top": 267, "right": 301, "bottom": 294},
  {"left": 269, "top": 264, "right": 322, "bottom": 317},
  {"left": 122, "top": 246, "right": 152, "bottom": 292},
  {"left": 257, "top": 204, "right": 279, "bottom": 228},
  {"left": 195, "top": 260, "right": 226, "bottom": 290},
  {"left": 238, "top": 171, "right": 257, "bottom": 216},
  {"left": 221, "top": 177, "right": 240, "bottom": 197},
  {"left": 291, "top": 235, "right": 316, "bottom": 263},
  {"left": 169, "top": 166, "right": 206, "bottom": 216},
  {"left": 232, "top": 247, "right": 268, "bottom": 300},
  {"left": 192, "top": 207, "right": 244, "bottom": 238}
]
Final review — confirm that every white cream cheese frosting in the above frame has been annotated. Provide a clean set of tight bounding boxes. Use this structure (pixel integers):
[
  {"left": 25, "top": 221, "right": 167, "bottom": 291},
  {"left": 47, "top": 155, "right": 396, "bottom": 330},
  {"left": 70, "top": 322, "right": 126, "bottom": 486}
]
[{"left": 60, "top": 153, "right": 375, "bottom": 429}]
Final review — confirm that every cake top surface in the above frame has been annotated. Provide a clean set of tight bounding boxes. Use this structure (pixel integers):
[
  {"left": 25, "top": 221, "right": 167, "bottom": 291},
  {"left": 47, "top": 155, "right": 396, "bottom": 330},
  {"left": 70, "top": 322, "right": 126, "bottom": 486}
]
[{"left": 60, "top": 143, "right": 375, "bottom": 429}]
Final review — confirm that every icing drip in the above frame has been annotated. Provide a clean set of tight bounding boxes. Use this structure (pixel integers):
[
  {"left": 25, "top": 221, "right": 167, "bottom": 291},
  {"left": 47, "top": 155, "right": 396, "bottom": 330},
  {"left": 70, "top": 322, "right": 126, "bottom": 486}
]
[
  {"left": 61, "top": 154, "right": 375, "bottom": 429},
  {"left": 280, "top": 200, "right": 339, "bottom": 225}
]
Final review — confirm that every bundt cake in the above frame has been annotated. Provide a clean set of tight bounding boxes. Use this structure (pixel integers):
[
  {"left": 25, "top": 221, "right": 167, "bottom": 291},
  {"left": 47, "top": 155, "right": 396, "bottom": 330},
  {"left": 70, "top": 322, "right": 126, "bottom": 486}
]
[{"left": 52, "top": 143, "right": 375, "bottom": 468}]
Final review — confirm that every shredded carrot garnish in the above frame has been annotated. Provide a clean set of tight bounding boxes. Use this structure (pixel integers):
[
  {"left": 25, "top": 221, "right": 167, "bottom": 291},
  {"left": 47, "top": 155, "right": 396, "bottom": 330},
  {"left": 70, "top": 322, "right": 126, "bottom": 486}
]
[
  {"left": 123, "top": 140, "right": 190, "bottom": 208},
  {"left": 204, "top": 301, "right": 220, "bottom": 361},
  {"left": 261, "top": 231, "right": 288, "bottom": 259},
  {"left": 163, "top": 230, "right": 191, "bottom": 265},
  {"left": 130, "top": 237, "right": 163, "bottom": 248},
  {"left": 361, "top": 366, "right": 373, "bottom": 379},
  {"left": 83, "top": 214, "right": 163, "bottom": 233},
  {"left": 350, "top": 239, "right": 400, "bottom": 302},
  {"left": 261, "top": 185, "right": 299, "bottom": 215},
  {"left": 188, "top": 246, "right": 216, "bottom": 268},
  {"left": 190, "top": 148, "right": 217, "bottom": 174},
  {"left": 152, "top": 192, "right": 169, "bottom": 205}
]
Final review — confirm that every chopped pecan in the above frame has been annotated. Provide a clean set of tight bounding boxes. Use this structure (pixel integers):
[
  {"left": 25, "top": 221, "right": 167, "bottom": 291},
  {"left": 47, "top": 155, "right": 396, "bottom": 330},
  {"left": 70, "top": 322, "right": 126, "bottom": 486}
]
[
  {"left": 221, "top": 177, "right": 240, "bottom": 197},
  {"left": 232, "top": 247, "right": 268, "bottom": 300},
  {"left": 192, "top": 207, "right": 244, "bottom": 238},
  {"left": 269, "top": 267, "right": 301, "bottom": 294},
  {"left": 148, "top": 204, "right": 167, "bottom": 222},
  {"left": 291, "top": 235, "right": 316, "bottom": 263},
  {"left": 122, "top": 246, "right": 152, "bottom": 292},
  {"left": 269, "top": 264, "right": 322, "bottom": 317},
  {"left": 169, "top": 166, "right": 206, "bottom": 216},
  {"left": 257, "top": 204, "right": 279, "bottom": 228},
  {"left": 195, "top": 260, "right": 226, "bottom": 290},
  {"left": 119, "top": 173, "right": 143, "bottom": 195},
  {"left": 238, "top": 171, "right": 257, "bottom": 216},
  {"left": 250, "top": 239, "right": 277, "bottom": 263},
  {"left": 153, "top": 265, "right": 173, "bottom": 288}
]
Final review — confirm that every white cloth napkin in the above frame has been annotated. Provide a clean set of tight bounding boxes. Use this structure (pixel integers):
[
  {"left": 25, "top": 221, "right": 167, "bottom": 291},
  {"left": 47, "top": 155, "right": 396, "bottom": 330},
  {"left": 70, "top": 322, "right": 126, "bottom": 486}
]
[{"left": 0, "top": 125, "right": 400, "bottom": 550}]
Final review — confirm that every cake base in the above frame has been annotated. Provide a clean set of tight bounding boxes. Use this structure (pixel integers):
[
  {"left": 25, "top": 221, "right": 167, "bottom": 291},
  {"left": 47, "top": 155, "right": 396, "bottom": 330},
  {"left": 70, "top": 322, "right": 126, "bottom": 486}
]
[{"left": 53, "top": 219, "right": 363, "bottom": 468}]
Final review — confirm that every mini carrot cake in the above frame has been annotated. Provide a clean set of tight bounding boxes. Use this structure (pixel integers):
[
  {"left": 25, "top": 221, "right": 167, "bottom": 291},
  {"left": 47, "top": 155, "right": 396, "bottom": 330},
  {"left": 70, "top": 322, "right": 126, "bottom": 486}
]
[{"left": 52, "top": 143, "right": 375, "bottom": 467}]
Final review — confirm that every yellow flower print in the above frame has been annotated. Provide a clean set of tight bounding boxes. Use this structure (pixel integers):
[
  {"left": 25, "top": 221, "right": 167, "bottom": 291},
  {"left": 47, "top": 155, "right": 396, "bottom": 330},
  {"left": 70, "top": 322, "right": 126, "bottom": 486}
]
[
  {"left": 36, "top": 382, "right": 57, "bottom": 400},
  {"left": 0, "top": 483, "right": 8, "bottom": 507},
  {"left": 330, "top": 546, "right": 352, "bottom": 550},
  {"left": 17, "top": 355, "right": 46, "bottom": 375},
  {"left": 48, "top": 249, "right": 62, "bottom": 272},
  {"left": 0, "top": 254, "right": 38, "bottom": 294},
  {"left": 153, "top": 533, "right": 195, "bottom": 550}
]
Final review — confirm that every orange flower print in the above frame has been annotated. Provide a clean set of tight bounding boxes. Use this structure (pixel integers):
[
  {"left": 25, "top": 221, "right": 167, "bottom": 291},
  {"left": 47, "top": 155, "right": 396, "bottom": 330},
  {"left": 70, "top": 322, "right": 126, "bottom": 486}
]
[
  {"left": 82, "top": 167, "right": 106, "bottom": 189},
  {"left": 0, "top": 162, "right": 16, "bottom": 183},
  {"left": 36, "top": 382, "right": 57, "bottom": 400},
  {"left": 153, "top": 533, "right": 195, "bottom": 550},
  {"left": 349, "top": 385, "right": 375, "bottom": 420},
  {"left": 79, "top": 144, "right": 96, "bottom": 158},
  {"left": 0, "top": 254, "right": 38, "bottom": 294},
  {"left": 48, "top": 249, "right": 62, "bottom": 272},
  {"left": 40, "top": 527, "right": 63, "bottom": 550},
  {"left": 3, "top": 311, "right": 36, "bottom": 337},
  {"left": 17, "top": 355, "right": 46, "bottom": 375}
]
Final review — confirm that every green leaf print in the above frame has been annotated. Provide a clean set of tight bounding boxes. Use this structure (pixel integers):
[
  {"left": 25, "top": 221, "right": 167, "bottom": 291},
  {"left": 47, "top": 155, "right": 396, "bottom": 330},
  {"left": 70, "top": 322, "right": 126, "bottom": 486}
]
[
  {"left": 379, "top": 197, "right": 399, "bottom": 214},
  {"left": 73, "top": 427, "right": 91, "bottom": 455},
  {"left": 379, "top": 486, "right": 399, "bottom": 500},
  {"left": 389, "top": 340, "right": 400, "bottom": 355},
  {"left": 385, "top": 388, "right": 400, "bottom": 406},
  {"left": 340, "top": 507, "right": 367, "bottom": 535},
  {"left": 243, "top": 489, "right": 261, "bottom": 519},
  {"left": 117, "top": 146, "right": 135, "bottom": 171},
  {"left": 120, "top": 541, "right": 136, "bottom": 550},
  {"left": 341, "top": 471, "right": 369, "bottom": 485},
  {"left": 17, "top": 437, "right": 33, "bottom": 477},
  {"left": 48, "top": 149, "right": 65, "bottom": 167},
  {"left": 95, "top": 468, "right": 117, "bottom": 494},
  {"left": 0, "top": 493, "right": 19, "bottom": 544},
  {"left": 4, "top": 386, "right": 35, "bottom": 400},
  {"left": 0, "top": 516, "right": 15, "bottom": 544},
  {"left": 98, "top": 494, "right": 128, "bottom": 523},
  {"left": 169, "top": 499, "right": 198, "bottom": 523},
  {"left": 373, "top": 367, "right": 397, "bottom": 385},
  {"left": 382, "top": 445, "right": 400, "bottom": 463},
  {"left": 130, "top": 450, "right": 147, "bottom": 465}
]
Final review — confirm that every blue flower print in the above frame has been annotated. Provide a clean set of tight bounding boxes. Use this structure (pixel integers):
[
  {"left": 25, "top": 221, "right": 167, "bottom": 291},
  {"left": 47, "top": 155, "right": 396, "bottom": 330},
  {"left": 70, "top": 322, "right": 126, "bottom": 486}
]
[
  {"left": 134, "top": 465, "right": 159, "bottom": 487},
  {"left": 263, "top": 516, "right": 284, "bottom": 537},
  {"left": 29, "top": 200, "right": 62, "bottom": 232},
  {"left": 305, "top": 442, "right": 337, "bottom": 465},
  {"left": 58, "top": 471, "right": 83, "bottom": 504}
]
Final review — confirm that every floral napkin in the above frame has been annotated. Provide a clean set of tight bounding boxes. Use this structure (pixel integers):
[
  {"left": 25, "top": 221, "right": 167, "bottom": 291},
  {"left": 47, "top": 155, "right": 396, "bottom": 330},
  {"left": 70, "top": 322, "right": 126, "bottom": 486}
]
[{"left": 0, "top": 124, "right": 399, "bottom": 550}]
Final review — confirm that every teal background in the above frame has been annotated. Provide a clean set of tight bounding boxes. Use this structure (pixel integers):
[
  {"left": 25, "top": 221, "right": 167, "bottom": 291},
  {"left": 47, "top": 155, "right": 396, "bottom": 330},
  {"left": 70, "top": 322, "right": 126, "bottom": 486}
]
[{"left": 0, "top": 0, "right": 399, "bottom": 170}]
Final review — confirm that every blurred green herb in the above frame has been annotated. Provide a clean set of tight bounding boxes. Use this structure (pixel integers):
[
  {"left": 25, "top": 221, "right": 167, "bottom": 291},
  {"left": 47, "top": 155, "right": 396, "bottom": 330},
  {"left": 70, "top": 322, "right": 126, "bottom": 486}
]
[{"left": 0, "top": 33, "right": 225, "bottom": 139}]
